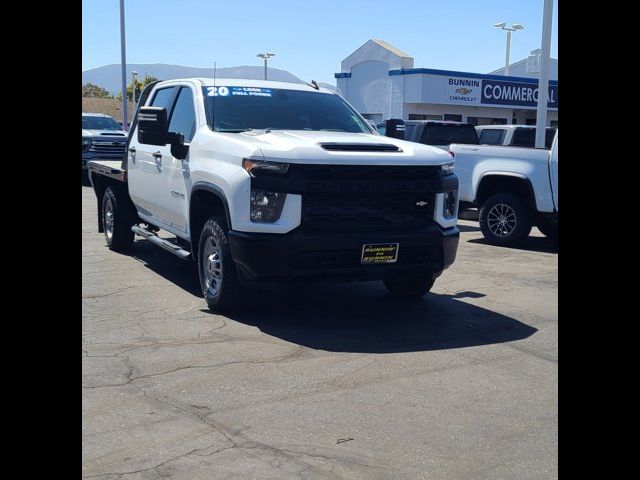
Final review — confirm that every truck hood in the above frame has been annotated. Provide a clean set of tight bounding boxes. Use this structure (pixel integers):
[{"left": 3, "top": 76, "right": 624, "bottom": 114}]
[
  {"left": 234, "top": 130, "right": 451, "bottom": 166},
  {"left": 82, "top": 129, "right": 127, "bottom": 138}
]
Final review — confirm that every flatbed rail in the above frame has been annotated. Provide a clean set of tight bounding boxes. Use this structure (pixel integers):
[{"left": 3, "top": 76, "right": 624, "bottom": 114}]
[{"left": 87, "top": 160, "right": 126, "bottom": 182}]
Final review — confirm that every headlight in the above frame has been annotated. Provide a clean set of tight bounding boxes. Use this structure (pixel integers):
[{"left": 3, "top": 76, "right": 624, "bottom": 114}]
[
  {"left": 82, "top": 138, "right": 91, "bottom": 152},
  {"left": 250, "top": 190, "right": 287, "bottom": 223},
  {"left": 443, "top": 190, "right": 458, "bottom": 218},
  {"left": 243, "top": 159, "right": 289, "bottom": 175},
  {"left": 441, "top": 162, "right": 455, "bottom": 176}
]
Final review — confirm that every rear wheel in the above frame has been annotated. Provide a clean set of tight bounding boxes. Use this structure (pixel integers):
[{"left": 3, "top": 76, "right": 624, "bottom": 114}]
[
  {"left": 197, "top": 216, "right": 244, "bottom": 312},
  {"left": 383, "top": 275, "right": 435, "bottom": 298},
  {"left": 479, "top": 193, "right": 532, "bottom": 246},
  {"left": 102, "top": 186, "right": 135, "bottom": 252}
]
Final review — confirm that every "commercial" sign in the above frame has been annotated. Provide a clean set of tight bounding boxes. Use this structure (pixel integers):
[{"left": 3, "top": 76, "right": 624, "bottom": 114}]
[{"left": 481, "top": 79, "right": 558, "bottom": 108}]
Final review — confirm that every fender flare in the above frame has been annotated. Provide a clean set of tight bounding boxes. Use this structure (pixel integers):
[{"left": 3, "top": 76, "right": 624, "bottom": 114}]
[
  {"left": 189, "top": 182, "right": 233, "bottom": 259},
  {"left": 475, "top": 171, "right": 537, "bottom": 210}
]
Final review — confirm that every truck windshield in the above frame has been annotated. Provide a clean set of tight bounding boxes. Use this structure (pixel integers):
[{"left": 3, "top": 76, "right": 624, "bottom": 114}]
[
  {"left": 202, "top": 87, "right": 371, "bottom": 133},
  {"left": 82, "top": 116, "right": 122, "bottom": 131}
]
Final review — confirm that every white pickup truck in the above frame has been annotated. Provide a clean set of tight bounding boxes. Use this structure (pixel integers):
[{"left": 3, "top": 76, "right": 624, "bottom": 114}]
[
  {"left": 88, "top": 78, "right": 460, "bottom": 311},
  {"left": 450, "top": 134, "right": 558, "bottom": 246}
]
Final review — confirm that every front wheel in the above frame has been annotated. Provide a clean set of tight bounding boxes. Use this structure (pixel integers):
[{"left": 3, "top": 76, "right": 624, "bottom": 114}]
[
  {"left": 197, "top": 216, "right": 244, "bottom": 312},
  {"left": 479, "top": 193, "right": 532, "bottom": 246},
  {"left": 383, "top": 275, "right": 435, "bottom": 298}
]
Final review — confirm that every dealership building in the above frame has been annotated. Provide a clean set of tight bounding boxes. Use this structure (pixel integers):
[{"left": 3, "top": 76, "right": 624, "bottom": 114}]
[{"left": 335, "top": 39, "right": 558, "bottom": 126}]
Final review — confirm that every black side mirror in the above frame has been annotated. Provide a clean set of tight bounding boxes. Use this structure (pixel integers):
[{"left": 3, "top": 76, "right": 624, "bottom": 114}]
[
  {"left": 137, "top": 106, "right": 189, "bottom": 160},
  {"left": 138, "top": 107, "right": 169, "bottom": 146},
  {"left": 384, "top": 118, "right": 406, "bottom": 140}
]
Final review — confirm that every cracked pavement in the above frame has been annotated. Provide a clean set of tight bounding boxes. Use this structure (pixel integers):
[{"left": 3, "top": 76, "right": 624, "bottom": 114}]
[{"left": 82, "top": 185, "right": 558, "bottom": 479}]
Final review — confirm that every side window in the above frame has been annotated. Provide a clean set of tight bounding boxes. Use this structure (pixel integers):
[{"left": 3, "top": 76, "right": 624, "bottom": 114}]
[
  {"left": 511, "top": 128, "right": 535, "bottom": 147},
  {"left": 149, "top": 87, "right": 177, "bottom": 109},
  {"left": 168, "top": 87, "right": 197, "bottom": 142},
  {"left": 479, "top": 129, "right": 505, "bottom": 145}
]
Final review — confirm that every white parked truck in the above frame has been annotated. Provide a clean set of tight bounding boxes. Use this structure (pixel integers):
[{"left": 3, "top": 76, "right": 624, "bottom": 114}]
[
  {"left": 475, "top": 125, "right": 557, "bottom": 149},
  {"left": 450, "top": 133, "right": 558, "bottom": 246},
  {"left": 88, "top": 78, "right": 460, "bottom": 311}
]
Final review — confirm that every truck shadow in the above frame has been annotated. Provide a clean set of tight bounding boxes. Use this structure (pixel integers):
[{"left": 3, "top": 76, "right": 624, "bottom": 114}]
[
  {"left": 131, "top": 239, "right": 537, "bottom": 354},
  {"left": 467, "top": 236, "right": 558, "bottom": 254},
  {"left": 227, "top": 283, "right": 537, "bottom": 353}
]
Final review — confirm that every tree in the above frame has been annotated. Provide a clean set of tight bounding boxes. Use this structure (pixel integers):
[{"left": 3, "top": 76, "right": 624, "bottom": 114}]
[
  {"left": 82, "top": 83, "right": 112, "bottom": 98},
  {"left": 116, "top": 74, "right": 160, "bottom": 102}
]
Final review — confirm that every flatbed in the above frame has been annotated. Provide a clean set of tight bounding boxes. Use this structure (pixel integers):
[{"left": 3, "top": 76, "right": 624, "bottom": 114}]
[{"left": 87, "top": 160, "right": 126, "bottom": 182}]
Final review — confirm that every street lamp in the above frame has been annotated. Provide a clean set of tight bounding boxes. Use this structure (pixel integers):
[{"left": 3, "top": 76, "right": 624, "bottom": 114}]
[
  {"left": 119, "top": 0, "right": 128, "bottom": 130},
  {"left": 493, "top": 22, "right": 524, "bottom": 76},
  {"left": 256, "top": 52, "right": 275, "bottom": 80},
  {"left": 131, "top": 70, "right": 138, "bottom": 105}
]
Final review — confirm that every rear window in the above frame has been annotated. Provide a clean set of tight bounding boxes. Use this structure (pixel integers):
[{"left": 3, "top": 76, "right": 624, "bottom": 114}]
[
  {"left": 419, "top": 124, "right": 478, "bottom": 146},
  {"left": 511, "top": 128, "right": 557, "bottom": 148},
  {"left": 478, "top": 129, "right": 506, "bottom": 145}
]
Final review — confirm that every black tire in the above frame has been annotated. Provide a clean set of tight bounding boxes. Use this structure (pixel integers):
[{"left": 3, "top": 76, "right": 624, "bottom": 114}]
[
  {"left": 383, "top": 275, "right": 435, "bottom": 298},
  {"left": 537, "top": 219, "right": 558, "bottom": 239},
  {"left": 197, "top": 216, "right": 244, "bottom": 312},
  {"left": 102, "top": 186, "right": 135, "bottom": 252},
  {"left": 479, "top": 193, "right": 532, "bottom": 246}
]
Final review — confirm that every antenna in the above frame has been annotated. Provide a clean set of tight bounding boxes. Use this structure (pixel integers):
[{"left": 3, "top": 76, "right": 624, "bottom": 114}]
[
  {"left": 308, "top": 79, "right": 319, "bottom": 90},
  {"left": 212, "top": 61, "right": 217, "bottom": 129}
]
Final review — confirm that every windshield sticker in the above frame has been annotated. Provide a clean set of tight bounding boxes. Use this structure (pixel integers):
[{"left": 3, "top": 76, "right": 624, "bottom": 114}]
[{"left": 206, "top": 86, "right": 272, "bottom": 97}]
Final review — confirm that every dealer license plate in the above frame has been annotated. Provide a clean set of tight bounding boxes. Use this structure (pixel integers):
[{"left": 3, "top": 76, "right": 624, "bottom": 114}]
[{"left": 361, "top": 243, "right": 399, "bottom": 264}]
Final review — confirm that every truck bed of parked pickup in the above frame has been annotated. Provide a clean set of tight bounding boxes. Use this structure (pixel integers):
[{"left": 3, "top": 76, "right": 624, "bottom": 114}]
[
  {"left": 451, "top": 134, "right": 558, "bottom": 246},
  {"left": 88, "top": 78, "right": 461, "bottom": 312}
]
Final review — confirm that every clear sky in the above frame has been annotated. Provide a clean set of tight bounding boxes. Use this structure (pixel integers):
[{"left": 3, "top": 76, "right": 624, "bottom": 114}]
[{"left": 82, "top": 0, "right": 558, "bottom": 85}]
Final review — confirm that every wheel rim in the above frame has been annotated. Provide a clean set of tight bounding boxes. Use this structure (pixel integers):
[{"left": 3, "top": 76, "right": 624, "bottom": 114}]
[
  {"left": 487, "top": 203, "right": 517, "bottom": 237},
  {"left": 104, "top": 197, "right": 114, "bottom": 240},
  {"left": 202, "top": 236, "right": 223, "bottom": 296}
]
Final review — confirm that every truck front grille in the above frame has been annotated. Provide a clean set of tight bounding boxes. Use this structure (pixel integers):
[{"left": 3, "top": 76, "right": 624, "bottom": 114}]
[
  {"left": 296, "top": 165, "right": 440, "bottom": 231},
  {"left": 302, "top": 192, "right": 435, "bottom": 231},
  {"left": 89, "top": 141, "right": 127, "bottom": 156}
]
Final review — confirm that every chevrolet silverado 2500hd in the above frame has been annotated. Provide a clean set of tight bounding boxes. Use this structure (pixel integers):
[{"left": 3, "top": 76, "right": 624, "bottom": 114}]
[
  {"left": 82, "top": 113, "right": 127, "bottom": 170},
  {"left": 450, "top": 133, "right": 558, "bottom": 246},
  {"left": 88, "top": 78, "right": 460, "bottom": 311}
]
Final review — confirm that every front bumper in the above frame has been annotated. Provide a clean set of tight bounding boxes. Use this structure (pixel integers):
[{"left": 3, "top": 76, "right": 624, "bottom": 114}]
[{"left": 228, "top": 225, "right": 459, "bottom": 284}]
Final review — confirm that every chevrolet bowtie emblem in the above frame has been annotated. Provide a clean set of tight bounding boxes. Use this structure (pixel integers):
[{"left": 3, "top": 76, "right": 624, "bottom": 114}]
[{"left": 416, "top": 201, "right": 429, "bottom": 207}]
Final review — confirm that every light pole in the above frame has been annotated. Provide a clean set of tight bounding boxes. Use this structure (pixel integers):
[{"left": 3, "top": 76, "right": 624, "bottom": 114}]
[
  {"left": 493, "top": 22, "right": 524, "bottom": 76},
  {"left": 131, "top": 71, "right": 138, "bottom": 105},
  {"left": 119, "top": 0, "right": 128, "bottom": 130},
  {"left": 256, "top": 52, "right": 275, "bottom": 80},
  {"left": 535, "top": 0, "right": 554, "bottom": 148}
]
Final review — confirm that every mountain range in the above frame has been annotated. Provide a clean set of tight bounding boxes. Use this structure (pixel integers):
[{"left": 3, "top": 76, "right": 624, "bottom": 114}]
[{"left": 82, "top": 63, "right": 336, "bottom": 94}]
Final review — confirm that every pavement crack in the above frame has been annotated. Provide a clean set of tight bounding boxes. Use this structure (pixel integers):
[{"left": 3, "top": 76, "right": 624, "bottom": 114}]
[
  {"left": 81, "top": 440, "right": 228, "bottom": 479},
  {"left": 83, "top": 353, "right": 313, "bottom": 389}
]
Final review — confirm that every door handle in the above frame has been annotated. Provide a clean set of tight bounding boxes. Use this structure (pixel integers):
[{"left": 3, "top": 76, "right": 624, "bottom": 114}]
[
  {"left": 152, "top": 151, "right": 162, "bottom": 159},
  {"left": 128, "top": 147, "right": 136, "bottom": 153}
]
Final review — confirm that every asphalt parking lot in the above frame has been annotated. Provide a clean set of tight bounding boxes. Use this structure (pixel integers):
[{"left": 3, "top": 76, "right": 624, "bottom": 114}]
[{"left": 82, "top": 185, "right": 558, "bottom": 480}]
